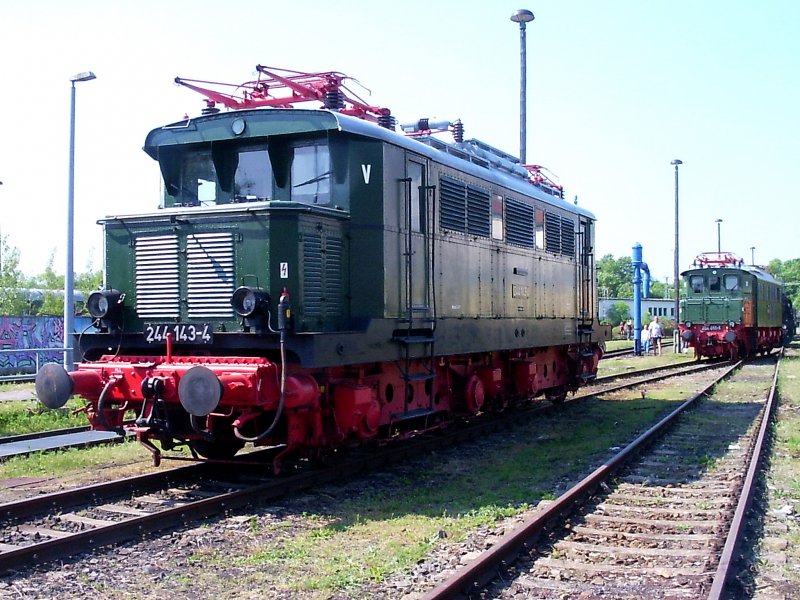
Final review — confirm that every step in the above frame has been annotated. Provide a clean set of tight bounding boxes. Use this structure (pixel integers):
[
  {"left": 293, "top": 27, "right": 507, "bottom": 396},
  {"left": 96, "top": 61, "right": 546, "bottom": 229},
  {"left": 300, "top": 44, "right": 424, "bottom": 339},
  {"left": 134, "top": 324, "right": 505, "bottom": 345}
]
[{"left": 392, "top": 335, "right": 436, "bottom": 345}]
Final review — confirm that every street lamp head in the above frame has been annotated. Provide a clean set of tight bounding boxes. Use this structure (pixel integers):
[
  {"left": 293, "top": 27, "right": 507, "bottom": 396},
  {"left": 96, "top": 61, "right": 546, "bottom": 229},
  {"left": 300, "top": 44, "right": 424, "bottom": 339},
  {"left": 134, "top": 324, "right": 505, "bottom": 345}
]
[
  {"left": 510, "top": 9, "right": 535, "bottom": 23},
  {"left": 715, "top": 218, "right": 723, "bottom": 224},
  {"left": 70, "top": 71, "right": 97, "bottom": 83},
  {"left": 670, "top": 159, "right": 683, "bottom": 166}
]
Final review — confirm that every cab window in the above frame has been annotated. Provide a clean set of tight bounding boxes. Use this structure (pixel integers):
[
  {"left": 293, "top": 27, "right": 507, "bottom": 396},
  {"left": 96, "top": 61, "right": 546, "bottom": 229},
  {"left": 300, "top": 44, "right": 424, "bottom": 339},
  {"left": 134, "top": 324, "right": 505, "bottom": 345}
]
[
  {"left": 234, "top": 148, "right": 273, "bottom": 201},
  {"left": 165, "top": 149, "right": 217, "bottom": 206},
  {"left": 491, "top": 195, "right": 503, "bottom": 240},
  {"left": 291, "top": 143, "right": 331, "bottom": 205},
  {"left": 709, "top": 276, "right": 721, "bottom": 292},
  {"left": 690, "top": 276, "right": 704, "bottom": 293},
  {"left": 724, "top": 274, "right": 739, "bottom": 292},
  {"left": 534, "top": 207, "right": 545, "bottom": 249}
]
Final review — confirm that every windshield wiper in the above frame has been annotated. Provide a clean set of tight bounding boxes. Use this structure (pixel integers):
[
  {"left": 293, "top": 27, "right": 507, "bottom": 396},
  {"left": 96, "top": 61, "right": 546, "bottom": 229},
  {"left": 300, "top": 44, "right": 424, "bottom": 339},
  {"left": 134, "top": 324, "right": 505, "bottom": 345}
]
[{"left": 293, "top": 170, "right": 332, "bottom": 188}]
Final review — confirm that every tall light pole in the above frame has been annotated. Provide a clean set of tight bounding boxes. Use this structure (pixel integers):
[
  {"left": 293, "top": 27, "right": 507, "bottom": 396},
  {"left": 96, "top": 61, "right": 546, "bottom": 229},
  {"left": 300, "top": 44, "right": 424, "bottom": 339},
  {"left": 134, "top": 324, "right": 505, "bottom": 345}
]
[
  {"left": 65, "top": 71, "right": 96, "bottom": 370},
  {"left": 715, "top": 218, "right": 723, "bottom": 253},
  {"left": 0, "top": 180, "right": 3, "bottom": 275},
  {"left": 510, "top": 9, "right": 535, "bottom": 164},
  {"left": 671, "top": 159, "right": 682, "bottom": 350},
  {"left": 750, "top": 246, "right": 756, "bottom": 265}
]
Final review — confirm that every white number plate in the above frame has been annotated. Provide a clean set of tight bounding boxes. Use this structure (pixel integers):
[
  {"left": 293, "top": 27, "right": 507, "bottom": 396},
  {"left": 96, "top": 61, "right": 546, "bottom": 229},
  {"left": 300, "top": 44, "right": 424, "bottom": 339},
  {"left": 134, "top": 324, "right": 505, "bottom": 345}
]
[{"left": 144, "top": 323, "right": 213, "bottom": 344}]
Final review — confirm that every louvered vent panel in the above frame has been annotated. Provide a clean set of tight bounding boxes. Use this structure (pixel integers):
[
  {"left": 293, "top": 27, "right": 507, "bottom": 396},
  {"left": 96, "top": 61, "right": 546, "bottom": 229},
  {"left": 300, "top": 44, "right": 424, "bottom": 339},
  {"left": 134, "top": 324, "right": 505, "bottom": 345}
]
[
  {"left": 303, "top": 235, "right": 324, "bottom": 317},
  {"left": 466, "top": 186, "right": 491, "bottom": 237},
  {"left": 560, "top": 217, "right": 575, "bottom": 257},
  {"left": 545, "top": 212, "right": 562, "bottom": 253},
  {"left": 439, "top": 176, "right": 466, "bottom": 233},
  {"left": 302, "top": 234, "right": 344, "bottom": 319},
  {"left": 186, "top": 232, "right": 235, "bottom": 318},
  {"left": 325, "top": 237, "right": 344, "bottom": 316},
  {"left": 136, "top": 235, "right": 180, "bottom": 318},
  {"left": 505, "top": 199, "right": 534, "bottom": 247}
]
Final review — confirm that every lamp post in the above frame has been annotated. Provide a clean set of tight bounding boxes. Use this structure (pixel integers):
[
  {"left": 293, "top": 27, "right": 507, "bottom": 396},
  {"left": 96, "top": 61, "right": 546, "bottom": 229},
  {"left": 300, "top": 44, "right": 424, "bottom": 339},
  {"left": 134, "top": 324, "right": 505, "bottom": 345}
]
[
  {"left": 715, "top": 218, "right": 723, "bottom": 253},
  {"left": 671, "top": 159, "right": 682, "bottom": 351},
  {"left": 0, "top": 180, "right": 3, "bottom": 274},
  {"left": 65, "top": 71, "right": 96, "bottom": 370},
  {"left": 510, "top": 9, "right": 535, "bottom": 164}
]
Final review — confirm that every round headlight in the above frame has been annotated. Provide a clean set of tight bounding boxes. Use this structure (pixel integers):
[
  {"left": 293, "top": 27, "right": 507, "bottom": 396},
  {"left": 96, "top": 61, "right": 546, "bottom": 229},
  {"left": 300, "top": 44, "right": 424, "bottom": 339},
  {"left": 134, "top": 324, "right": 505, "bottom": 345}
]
[
  {"left": 87, "top": 289, "right": 124, "bottom": 328},
  {"left": 684, "top": 321, "right": 693, "bottom": 328},
  {"left": 728, "top": 321, "right": 736, "bottom": 328},
  {"left": 231, "top": 286, "right": 269, "bottom": 318},
  {"left": 88, "top": 290, "right": 112, "bottom": 318}
]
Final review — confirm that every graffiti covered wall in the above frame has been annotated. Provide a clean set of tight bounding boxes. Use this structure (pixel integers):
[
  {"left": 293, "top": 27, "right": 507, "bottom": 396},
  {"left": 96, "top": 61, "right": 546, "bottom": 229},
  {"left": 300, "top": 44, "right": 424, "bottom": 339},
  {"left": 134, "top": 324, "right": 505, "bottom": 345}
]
[{"left": 0, "top": 316, "right": 93, "bottom": 374}]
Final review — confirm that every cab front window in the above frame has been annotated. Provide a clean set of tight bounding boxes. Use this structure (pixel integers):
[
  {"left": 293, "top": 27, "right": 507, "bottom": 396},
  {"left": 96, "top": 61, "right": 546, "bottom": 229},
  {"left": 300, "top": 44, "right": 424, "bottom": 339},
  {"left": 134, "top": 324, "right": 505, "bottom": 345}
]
[
  {"left": 291, "top": 143, "right": 331, "bottom": 205},
  {"left": 234, "top": 147, "right": 273, "bottom": 201},
  {"left": 164, "top": 149, "right": 217, "bottom": 207}
]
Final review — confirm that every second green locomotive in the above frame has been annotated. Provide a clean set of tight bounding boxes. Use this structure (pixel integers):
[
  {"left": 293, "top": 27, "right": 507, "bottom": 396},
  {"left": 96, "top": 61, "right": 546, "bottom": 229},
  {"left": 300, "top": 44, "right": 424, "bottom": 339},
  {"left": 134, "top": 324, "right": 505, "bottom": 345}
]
[{"left": 679, "top": 252, "right": 792, "bottom": 359}]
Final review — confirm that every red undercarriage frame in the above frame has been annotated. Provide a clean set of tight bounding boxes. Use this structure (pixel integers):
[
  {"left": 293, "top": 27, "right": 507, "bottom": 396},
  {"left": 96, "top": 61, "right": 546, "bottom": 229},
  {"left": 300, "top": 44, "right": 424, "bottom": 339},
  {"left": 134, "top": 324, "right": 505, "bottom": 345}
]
[
  {"left": 679, "top": 324, "right": 782, "bottom": 360},
  {"left": 64, "top": 344, "right": 601, "bottom": 471}
]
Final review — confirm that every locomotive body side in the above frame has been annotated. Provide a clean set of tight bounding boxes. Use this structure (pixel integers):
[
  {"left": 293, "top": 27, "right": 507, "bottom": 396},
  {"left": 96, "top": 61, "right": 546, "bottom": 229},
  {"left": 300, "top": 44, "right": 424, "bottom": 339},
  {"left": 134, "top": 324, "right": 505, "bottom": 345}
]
[
  {"left": 36, "top": 106, "right": 609, "bottom": 469},
  {"left": 679, "top": 258, "right": 785, "bottom": 359}
]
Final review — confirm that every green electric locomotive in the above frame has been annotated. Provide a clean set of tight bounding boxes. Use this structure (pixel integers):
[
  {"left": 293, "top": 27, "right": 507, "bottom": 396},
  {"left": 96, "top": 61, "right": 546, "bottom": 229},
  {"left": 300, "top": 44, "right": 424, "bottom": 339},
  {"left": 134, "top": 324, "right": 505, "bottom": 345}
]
[
  {"left": 36, "top": 66, "right": 609, "bottom": 469},
  {"left": 679, "top": 252, "right": 790, "bottom": 359}
]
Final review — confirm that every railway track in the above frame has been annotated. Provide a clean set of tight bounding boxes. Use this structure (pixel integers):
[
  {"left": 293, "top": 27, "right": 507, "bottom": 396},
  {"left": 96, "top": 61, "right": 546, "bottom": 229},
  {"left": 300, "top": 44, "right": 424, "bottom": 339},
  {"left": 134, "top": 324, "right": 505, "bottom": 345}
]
[
  {"left": 581, "top": 357, "right": 725, "bottom": 398},
  {"left": 0, "top": 356, "right": 737, "bottom": 574},
  {"left": 602, "top": 340, "right": 674, "bottom": 359},
  {"left": 422, "top": 355, "right": 780, "bottom": 599}
]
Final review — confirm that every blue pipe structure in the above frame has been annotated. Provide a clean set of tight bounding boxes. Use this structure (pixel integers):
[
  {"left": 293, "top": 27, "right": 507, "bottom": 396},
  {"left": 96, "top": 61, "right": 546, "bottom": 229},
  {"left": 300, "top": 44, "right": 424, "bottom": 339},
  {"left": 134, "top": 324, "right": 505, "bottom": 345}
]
[{"left": 632, "top": 244, "right": 651, "bottom": 355}]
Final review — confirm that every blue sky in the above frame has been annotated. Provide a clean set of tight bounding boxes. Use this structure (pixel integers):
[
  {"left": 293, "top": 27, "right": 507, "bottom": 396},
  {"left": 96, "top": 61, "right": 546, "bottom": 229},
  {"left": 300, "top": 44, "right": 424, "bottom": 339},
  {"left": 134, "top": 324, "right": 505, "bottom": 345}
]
[{"left": 1, "top": 0, "right": 798, "bottom": 286}]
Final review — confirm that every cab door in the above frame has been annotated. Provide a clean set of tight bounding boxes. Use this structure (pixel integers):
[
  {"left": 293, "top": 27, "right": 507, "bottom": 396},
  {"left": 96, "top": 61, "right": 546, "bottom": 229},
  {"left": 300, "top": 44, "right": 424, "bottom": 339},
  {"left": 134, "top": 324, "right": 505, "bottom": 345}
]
[{"left": 404, "top": 159, "right": 433, "bottom": 315}]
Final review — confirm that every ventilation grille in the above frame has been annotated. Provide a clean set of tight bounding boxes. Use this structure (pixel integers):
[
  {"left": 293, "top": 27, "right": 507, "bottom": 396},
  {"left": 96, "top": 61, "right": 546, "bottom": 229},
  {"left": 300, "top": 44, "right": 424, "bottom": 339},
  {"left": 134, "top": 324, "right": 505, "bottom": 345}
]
[
  {"left": 506, "top": 199, "right": 534, "bottom": 248},
  {"left": 466, "top": 186, "right": 491, "bottom": 237},
  {"left": 545, "top": 212, "right": 562, "bottom": 254},
  {"left": 186, "top": 232, "right": 235, "bottom": 318},
  {"left": 560, "top": 217, "right": 575, "bottom": 257},
  {"left": 135, "top": 235, "right": 180, "bottom": 318},
  {"left": 440, "top": 176, "right": 466, "bottom": 233},
  {"left": 302, "top": 234, "right": 343, "bottom": 318}
]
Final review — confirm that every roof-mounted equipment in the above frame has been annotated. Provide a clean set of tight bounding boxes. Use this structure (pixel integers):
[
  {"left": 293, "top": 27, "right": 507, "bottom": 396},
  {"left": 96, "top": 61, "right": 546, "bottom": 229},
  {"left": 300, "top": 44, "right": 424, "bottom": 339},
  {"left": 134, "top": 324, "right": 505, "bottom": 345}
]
[{"left": 174, "top": 65, "right": 396, "bottom": 129}]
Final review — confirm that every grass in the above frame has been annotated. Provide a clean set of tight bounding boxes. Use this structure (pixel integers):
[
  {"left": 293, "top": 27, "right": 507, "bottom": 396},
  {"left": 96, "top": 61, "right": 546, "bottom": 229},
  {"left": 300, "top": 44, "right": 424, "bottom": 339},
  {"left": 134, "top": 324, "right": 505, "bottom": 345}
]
[
  {"left": 753, "top": 341, "right": 800, "bottom": 591},
  {"left": 0, "top": 439, "right": 151, "bottom": 480},
  {"left": 179, "top": 392, "right": 685, "bottom": 597},
  {"left": 605, "top": 339, "right": 634, "bottom": 351},
  {"left": 0, "top": 397, "right": 89, "bottom": 437},
  {"left": 597, "top": 351, "right": 694, "bottom": 377}
]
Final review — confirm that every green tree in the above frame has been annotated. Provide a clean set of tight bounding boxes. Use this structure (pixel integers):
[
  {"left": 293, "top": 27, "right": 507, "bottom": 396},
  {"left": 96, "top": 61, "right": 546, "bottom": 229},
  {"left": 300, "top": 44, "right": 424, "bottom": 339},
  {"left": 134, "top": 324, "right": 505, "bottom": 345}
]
[
  {"left": 605, "top": 301, "right": 631, "bottom": 327},
  {"left": 767, "top": 258, "right": 800, "bottom": 308},
  {"left": 0, "top": 236, "right": 30, "bottom": 314},
  {"left": 649, "top": 280, "right": 667, "bottom": 299},
  {"left": 597, "top": 254, "right": 634, "bottom": 298},
  {"left": 0, "top": 239, "right": 102, "bottom": 316}
]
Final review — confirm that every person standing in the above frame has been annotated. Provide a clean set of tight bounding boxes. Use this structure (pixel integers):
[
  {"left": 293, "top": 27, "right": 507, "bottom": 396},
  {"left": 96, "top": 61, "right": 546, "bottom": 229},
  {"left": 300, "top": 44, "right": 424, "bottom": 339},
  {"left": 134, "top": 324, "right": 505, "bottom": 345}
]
[
  {"left": 648, "top": 317, "right": 664, "bottom": 355},
  {"left": 641, "top": 325, "right": 651, "bottom": 355}
]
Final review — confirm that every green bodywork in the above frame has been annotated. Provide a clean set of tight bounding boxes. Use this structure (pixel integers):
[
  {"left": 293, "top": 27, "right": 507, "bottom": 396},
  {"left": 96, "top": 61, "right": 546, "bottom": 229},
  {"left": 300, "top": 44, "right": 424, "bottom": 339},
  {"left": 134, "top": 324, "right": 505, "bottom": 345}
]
[
  {"left": 680, "top": 266, "right": 783, "bottom": 328},
  {"left": 87, "top": 107, "right": 606, "bottom": 368}
]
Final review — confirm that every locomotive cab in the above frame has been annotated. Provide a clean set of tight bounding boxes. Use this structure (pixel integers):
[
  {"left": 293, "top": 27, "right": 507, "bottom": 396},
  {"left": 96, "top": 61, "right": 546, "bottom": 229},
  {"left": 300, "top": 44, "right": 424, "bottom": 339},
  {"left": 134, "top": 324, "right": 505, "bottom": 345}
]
[{"left": 680, "top": 252, "right": 785, "bottom": 359}]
